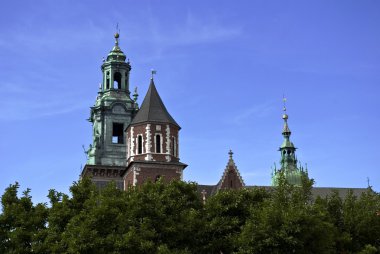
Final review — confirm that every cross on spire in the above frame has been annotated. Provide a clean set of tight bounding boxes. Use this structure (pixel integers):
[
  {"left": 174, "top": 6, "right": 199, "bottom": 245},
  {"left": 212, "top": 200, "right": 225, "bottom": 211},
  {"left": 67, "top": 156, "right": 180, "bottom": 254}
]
[{"left": 228, "top": 149, "right": 233, "bottom": 159}]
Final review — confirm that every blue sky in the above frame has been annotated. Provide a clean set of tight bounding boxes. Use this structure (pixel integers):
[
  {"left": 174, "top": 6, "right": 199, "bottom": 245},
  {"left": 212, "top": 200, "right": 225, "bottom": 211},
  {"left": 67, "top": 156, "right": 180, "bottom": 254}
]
[{"left": 0, "top": 0, "right": 379, "bottom": 203}]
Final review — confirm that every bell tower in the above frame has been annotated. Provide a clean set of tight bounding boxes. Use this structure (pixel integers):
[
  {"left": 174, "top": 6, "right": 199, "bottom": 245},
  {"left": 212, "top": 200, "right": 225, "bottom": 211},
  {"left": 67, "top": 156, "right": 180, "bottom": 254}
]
[{"left": 81, "top": 32, "right": 138, "bottom": 188}]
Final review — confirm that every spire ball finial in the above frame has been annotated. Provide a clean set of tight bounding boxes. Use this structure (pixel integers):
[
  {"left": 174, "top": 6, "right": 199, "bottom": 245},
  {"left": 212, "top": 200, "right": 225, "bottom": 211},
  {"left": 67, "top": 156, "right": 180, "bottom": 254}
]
[
  {"left": 114, "top": 33, "right": 119, "bottom": 39},
  {"left": 282, "top": 95, "right": 288, "bottom": 120}
]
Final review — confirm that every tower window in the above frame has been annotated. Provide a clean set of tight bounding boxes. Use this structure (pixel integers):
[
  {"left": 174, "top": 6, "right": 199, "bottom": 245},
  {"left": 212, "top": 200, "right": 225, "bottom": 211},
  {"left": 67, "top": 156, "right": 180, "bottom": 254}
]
[
  {"left": 137, "top": 135, "right": 143, "bottom": 154},
  {"left": 113, "top": 72, "right": 122, "bottom": 89},
  {"left": 112, "top": 123, "right": 124, "bottom": 144},
  {"left": 155, "top": 134, "right": 161, "bottom": 153},
  {"left": 106, "top": 71, "right": 110, "bottom": 89},
  {"left": 171, "top": 136, "right": 177, "bottom": 157}
]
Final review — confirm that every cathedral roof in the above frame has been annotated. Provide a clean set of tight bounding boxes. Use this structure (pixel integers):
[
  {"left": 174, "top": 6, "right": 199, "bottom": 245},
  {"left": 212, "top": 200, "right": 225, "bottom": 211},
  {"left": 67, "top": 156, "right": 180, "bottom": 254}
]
[
  {"left": 131, "top": 79, "right": 179, "bottom": 128},
  {"left": 215, "top": 150, "right": 245, "bottom": 192}
]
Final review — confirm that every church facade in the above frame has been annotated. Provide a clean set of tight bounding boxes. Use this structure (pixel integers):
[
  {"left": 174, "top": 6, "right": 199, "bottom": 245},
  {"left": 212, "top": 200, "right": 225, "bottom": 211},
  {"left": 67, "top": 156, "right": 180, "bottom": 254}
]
[{"left": 81, "top": 33, "right": 367, "bottom": 198}]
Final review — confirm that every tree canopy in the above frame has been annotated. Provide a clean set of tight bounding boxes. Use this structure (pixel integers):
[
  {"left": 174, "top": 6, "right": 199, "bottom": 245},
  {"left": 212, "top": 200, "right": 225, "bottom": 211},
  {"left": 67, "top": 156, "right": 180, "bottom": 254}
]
[{"left": 0, "top": 177, "right": 379, "bottom": 254}]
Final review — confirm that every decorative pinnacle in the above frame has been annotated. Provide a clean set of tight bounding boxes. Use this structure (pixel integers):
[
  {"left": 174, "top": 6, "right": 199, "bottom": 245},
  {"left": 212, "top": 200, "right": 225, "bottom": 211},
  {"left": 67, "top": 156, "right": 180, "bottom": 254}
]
[
  {"left": 151, "top": 69, "right": 157, "bottom": 80},
  {"left": 228, "top": 149, "right": 233, "bottom": 159},
  {"left": 133, "top": 87, "right": 138, "bottom": 102}
]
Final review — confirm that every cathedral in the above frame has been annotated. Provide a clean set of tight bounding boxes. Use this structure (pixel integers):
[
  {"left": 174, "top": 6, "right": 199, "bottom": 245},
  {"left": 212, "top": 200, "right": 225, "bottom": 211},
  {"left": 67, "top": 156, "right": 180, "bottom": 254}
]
[{"left": 80, "top": 33, "right": 367, "bottom": 198}]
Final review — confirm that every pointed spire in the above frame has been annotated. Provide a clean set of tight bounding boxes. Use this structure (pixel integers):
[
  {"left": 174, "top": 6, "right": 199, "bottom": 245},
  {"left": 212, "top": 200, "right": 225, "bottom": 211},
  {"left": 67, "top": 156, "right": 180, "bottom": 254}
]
[
  {"left": 130, "top": 74, "right": 179, "bottom": 127},
  {"left": 282, "top": 96, "right": 291, "bottom": 137}
]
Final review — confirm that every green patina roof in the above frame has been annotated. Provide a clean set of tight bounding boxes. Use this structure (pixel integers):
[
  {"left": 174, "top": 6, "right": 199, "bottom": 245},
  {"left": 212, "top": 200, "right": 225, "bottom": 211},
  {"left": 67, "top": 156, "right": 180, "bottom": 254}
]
[
  {"left": 281, "top": 139, "right": 295, "bottom": 149},
  {"left": 106, "top": 33, "right": 126, "bottom": 62}
]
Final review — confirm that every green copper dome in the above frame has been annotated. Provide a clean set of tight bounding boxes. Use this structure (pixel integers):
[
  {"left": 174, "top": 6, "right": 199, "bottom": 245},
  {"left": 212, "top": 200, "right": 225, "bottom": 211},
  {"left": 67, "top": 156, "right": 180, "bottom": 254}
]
[{"left": 106, "top": 33, "right": 126, "bottom": 62}]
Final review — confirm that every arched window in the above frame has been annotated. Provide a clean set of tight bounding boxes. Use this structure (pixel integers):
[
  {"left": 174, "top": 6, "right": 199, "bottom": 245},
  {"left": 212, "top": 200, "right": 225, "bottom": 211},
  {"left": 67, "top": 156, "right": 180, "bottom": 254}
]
[
  {"left": 113, "top": 72, "right": 122, "bottom": 89},
  {"left": 137, "top": 135, "right": 143, "bottom": 154},
  {"left": 155, "top": 134, "right": 161, "bottom": 153}
]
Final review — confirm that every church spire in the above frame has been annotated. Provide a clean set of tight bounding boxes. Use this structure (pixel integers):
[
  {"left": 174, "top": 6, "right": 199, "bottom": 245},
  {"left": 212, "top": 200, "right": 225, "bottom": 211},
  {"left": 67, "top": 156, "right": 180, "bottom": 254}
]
[{"left": 271, "top": 97, "right": 308, "bottom": 186}]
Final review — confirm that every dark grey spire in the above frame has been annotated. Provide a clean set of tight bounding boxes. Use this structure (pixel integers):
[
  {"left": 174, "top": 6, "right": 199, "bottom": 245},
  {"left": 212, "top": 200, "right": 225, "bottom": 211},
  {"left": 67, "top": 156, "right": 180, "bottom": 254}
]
[{"left": 131, "top": 78, "right": 179, "bottom": 128}]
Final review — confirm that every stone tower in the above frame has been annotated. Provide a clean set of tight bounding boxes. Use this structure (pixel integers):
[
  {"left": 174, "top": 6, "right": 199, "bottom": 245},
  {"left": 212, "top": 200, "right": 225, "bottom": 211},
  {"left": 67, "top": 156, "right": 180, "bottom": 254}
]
[
  {"left": 122, "top": 77, "right": 187, "bottom": 188},
  {"left": 271, "top": 99, "right": 308, "bottom": 186},
  {"left": 81, "top": 33, "right": 138, "bottom": 188}
]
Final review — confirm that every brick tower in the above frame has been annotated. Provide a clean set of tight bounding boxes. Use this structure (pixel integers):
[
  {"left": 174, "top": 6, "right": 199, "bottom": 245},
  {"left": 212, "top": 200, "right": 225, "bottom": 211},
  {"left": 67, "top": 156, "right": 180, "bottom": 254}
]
[{"left": 122, "top": 75, "right": 187, "bottom": 188}]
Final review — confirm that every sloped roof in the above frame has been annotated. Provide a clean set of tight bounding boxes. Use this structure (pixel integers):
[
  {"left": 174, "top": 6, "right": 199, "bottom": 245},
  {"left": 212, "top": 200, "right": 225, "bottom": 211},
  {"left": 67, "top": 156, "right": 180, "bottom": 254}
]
[{"left": 131, "top": 79, "right": 179, "bottom": 128}]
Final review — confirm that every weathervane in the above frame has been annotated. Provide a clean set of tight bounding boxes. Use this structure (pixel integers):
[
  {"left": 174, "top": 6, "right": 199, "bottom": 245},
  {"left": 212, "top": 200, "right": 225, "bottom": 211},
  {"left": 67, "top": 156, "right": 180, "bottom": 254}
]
[
  {"left": 151, "top": 69, "right": 157, "bottom": 79},
  {"left": 283, "top": 94, "right": 287, "bottom": 112}
]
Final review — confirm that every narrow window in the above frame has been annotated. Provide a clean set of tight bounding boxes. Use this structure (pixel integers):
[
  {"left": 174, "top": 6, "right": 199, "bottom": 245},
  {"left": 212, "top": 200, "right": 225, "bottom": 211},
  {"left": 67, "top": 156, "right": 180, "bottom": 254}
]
[
  {"left": 137, "top": 135, "right": 143, "bottom": 154},
  {"left": 112, "top": 123, "right": 124, "bottom": 144},
  {"left": 230, "top": 180, "right": 233, "bottom": 188},
  {"left": 172, "top": 137, "right": 177, "bottom": 157},
  {"left": 113, "top": 72, "right": 122, "bottom": 89},
  {"left": 106, "top": 71, "right": 110, "bottom": 89},
  {"left": 155, "top": 134, "right": 161, "bottom": 153},
  {"left": 171, "top": 137, "right": 174, "bottom": 155}
]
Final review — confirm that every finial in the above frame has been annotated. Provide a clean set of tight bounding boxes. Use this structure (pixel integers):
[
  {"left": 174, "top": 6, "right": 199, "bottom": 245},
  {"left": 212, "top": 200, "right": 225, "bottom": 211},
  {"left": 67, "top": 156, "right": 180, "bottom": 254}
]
[
  {"left": 133, "top": 86, "right": 138, "bottom": 102},
  {"left": 228, "top": 149, "right": 233, "bottom": 159},
  {"left": 282, "top": 95, "right": 288, "bottom": 120},
  {"left": 151, "top": 69, "right": 157, "bottom": 80},
  {"left": 114, "top": 23, "right": 120, "bottom": 46}
]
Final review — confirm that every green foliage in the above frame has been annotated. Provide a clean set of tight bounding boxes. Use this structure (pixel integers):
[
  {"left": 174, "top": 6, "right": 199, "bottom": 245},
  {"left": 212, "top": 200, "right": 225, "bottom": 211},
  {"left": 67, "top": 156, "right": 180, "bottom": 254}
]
[
  {"left": 0, "top": 182, "right": 48, "bottom": 254},
  {"left": 1, "top": 178, "right": 379, "bottom": 253},
  {"left": 238, "top": 173, "right": 336, "bottom": 254}
]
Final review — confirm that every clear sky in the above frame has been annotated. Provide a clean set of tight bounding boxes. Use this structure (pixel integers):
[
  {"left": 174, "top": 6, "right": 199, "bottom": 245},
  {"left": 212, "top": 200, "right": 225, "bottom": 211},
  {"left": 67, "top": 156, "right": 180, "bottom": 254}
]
[{"left": 0, "top": 0, "right": 379, "bottom": 203}]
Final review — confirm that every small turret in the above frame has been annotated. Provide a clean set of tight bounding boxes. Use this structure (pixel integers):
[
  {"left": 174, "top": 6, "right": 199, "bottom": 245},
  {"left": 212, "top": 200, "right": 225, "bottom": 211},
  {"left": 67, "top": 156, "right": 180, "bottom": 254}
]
[
  {"left": 271, "top": 97, "right": 309, "bottom": 186},
  {"left": 122, "top": 71, "right": 186, "bottom": 187}
]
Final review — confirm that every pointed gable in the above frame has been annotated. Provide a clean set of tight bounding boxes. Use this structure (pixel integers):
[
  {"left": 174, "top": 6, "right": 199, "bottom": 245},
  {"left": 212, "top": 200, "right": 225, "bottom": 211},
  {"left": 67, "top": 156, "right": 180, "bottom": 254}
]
[
  {"left": 131, "top": 79, "right": 179, "bottom": 128},
  {"left": 217, "top": 150, "right": 245, "bottom": 191}
]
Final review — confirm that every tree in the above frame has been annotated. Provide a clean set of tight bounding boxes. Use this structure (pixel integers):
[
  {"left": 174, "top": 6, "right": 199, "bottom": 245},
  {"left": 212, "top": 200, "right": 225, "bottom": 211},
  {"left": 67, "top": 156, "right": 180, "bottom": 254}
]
[
  {"left": 201, "top": 188, "right": 268, "bottom": 253},
  {"left": 238, "top": 173, "right": 335, "bottom": 254},
  {"left": 0, "top": 182, "right": 48, "bottom": 254}
]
